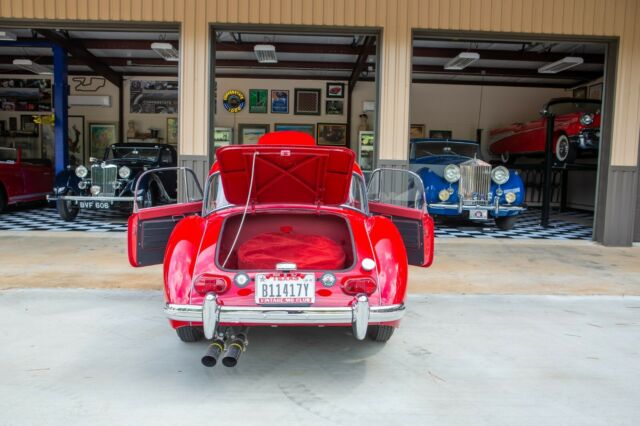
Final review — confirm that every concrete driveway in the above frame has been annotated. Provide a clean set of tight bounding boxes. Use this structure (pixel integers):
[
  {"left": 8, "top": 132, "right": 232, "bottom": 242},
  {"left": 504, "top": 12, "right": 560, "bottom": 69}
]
[{"left": 1, "top": 289, "right": 639, "bottom": 426}]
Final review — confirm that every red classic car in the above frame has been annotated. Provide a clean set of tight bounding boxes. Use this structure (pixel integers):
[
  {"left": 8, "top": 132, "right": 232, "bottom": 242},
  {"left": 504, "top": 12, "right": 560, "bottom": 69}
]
[
  {"left": 489, "top": 98, "right": 601, "bottom": 164},
  {"left": 127, "top": 131, "right": 434, "bottom": 368},
  {"left": 0, "top": 147, "right": 53, "bottom": 212}
]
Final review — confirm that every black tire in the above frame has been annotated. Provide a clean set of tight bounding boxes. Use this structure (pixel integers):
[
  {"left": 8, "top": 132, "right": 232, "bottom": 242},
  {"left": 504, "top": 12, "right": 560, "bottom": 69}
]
[
  {"left": 554, "top": 134, "right": 577, "bottom": 164},
  {"left": 495, "top": 215, "right": 518, "bottom": 231},
  {"left": 0, "top": 186, "right": 7, "bottom": 213},
  {"left": 176, "top": 326, "right": 204, "bottom": 342},
  {"left": 367, "top": 325, "right": 395, "bottom": 342},
  {"left": 56, "top": 199, "right": 79, "bottom": 221},
  {"left": 142, "top": 185, "right": 156, "bottom": 209}
]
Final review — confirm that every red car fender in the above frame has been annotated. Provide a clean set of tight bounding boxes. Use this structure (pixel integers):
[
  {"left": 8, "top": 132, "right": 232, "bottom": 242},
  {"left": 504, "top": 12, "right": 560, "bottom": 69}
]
[
  {"left": 366, "top": 215, "right": 408, "bottom": 306},
  {"left": 163, "top": 215, "right": 206, "bottom": 305}
]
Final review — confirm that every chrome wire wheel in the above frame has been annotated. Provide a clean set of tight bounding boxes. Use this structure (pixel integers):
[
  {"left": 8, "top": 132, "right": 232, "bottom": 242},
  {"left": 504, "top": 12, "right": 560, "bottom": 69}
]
[{"left": 555, "top": 135, "right": 570, "bottom": 162}]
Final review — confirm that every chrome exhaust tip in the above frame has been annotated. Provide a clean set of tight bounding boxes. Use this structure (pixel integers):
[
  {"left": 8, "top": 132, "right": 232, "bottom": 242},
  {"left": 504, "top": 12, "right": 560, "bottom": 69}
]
[{"left": 201, "top": 339, "right": 224, "bottom": 367}]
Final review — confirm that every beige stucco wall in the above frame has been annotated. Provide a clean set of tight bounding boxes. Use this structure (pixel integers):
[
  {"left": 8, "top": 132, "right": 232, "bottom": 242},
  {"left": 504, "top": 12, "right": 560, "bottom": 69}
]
[{"left": 0, "top": 0, "right": 638, "bottom": 167}]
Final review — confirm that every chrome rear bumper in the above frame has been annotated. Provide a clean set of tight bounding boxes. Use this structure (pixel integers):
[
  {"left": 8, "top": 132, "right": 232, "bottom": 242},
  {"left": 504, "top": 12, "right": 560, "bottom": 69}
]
[{"left": 165, "top": 294, "right": 405, "bottom": 341}]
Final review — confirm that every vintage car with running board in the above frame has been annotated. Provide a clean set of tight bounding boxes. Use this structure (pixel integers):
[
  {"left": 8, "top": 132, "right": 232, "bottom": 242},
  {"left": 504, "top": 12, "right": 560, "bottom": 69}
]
[
  {"left": 48, "top": 143, "right": 178, "bottom": 221},
  {"left": 127, "top": 131, "right": 434, "bottom": 368}
]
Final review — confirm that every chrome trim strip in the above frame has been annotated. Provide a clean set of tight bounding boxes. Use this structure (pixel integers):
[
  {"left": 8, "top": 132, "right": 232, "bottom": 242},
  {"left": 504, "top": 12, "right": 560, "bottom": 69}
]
[
  {"left": 428, "top": 202, "right": 525, "bottom": 212},
  {"left": 46, "top": 195, "right": 141, "bottom": 202},
  {"left": 164, "top": 301, "right": 405, "bottom": 324}
]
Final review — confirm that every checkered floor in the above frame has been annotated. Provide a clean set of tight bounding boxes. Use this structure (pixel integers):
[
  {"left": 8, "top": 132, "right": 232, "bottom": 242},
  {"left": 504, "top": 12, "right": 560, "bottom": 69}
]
[
  {"left": 434, "top": 209, "right": 593, "bottom": 240},
  {"left": 0, "top": 205, "right": 594, "bottom": 240}
]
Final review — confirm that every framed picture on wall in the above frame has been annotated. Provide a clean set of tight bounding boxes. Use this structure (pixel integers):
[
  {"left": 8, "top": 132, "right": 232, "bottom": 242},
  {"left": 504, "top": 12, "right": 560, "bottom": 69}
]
[
  {"left": 68, "top": 115, "right": 85, "bottom": 167},
  {"left": 294, "top": 89, "right": 321, "bottom": 115},
  {"left": 410, "top": 124, "right": 425, "bottom": 139},
  {"left": 238, "top": 123, "right": 270, "bottom": 144},
  {"left": 20, "top": 114, "right": 38, "bottom": 136},
  {"left": 325, "top": 100, "right": 344, "bottom": 115},
  {"left": 166, "top": 117, "right": 178, "bottom": 145},
  {"left": 429, "top": 129, "right": 452, "bottom": 139},
  {"left": 573, "top": 86, "right": 587, "bottom": 99},
  {"left": 326, "top": 82, "right": 345, "bottom": 98},
  {"left": 274, "top": 123, "right": 315, "bottom": 137},
  {"left": 588, "top": 83, "right": 603, "bottom": 100},
  {"left": 89, "top": 122, "right": 118, "bottom": 158},
  {"left": 317, "top": 123, "right": 347, "bottom": 146},
  {"left": 271, "top": 90, "right": 289, "bottom": 114},
  {"left": 249, "top": 89, "right": 268, "bottom": 113}
]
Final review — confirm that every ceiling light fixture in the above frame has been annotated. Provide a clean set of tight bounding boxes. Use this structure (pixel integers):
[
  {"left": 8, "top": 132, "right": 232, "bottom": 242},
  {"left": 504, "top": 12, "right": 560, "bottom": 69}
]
[
  {"left": 444, "top": 52, "right": 480, "bottom": 70},
  {"left": 12, "top": 59, "right": 52, "bottom": 75},
  {"left": 538, "top": 56, "right": 584, "bottom": 74},
  {"left": 254, "top": 44, "right": 277, "bottom": 64},
  {"left": 151, "top": 42, "right": 179, "bottom": 62},
  {"left": 0, "top": 31, "right": 17, "bottom": 41}
]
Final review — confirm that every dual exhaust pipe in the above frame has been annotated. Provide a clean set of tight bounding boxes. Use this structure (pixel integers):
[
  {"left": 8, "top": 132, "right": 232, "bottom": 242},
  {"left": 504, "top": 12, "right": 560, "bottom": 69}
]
[{"left": 201, "top": 331, "right": 248, "bottom": 368}]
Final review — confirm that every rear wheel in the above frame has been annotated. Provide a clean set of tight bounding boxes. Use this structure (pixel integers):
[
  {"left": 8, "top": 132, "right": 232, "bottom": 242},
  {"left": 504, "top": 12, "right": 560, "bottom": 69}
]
[
  {"left": 367, "top": 325, "right": 395, "bottom": 342},
  {"left": 495, "top": 215, "right": 518, "bottom": 231},
  {"left": 176, "top": 326, "right": 204, "bottom": 342},
  {"left": 555, "top": 134, "right": 577, "bottom": 164},
  {"left": 56, "top": 199, "right": 79, "bottom": 221}
]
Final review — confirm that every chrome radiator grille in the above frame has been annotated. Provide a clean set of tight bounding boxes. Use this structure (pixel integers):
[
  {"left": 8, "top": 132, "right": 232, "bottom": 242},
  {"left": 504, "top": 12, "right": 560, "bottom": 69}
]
[
  {"left": 91, "top": 164, "right": 118, "bottom": 196},
  {"left": 458, "top": 158, "right": 491, "bottom": 204}
]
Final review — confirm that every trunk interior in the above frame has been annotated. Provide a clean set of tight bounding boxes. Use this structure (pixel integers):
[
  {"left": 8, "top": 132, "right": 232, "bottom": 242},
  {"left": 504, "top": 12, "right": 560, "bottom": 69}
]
[{"left": 217, "top": 212, "right": 355, "bottom": 271}]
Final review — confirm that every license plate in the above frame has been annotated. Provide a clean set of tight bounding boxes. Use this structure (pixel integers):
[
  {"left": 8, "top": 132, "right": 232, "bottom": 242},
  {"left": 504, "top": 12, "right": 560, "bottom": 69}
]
[
  {"left": 79, "top": 201, "right": 112, "bottom": 209},
  {"left": 255, "top": 273, "right": 315, "bottom": 305},
  {"left": 469, "top": 209, "right": 488, "bottom": 220}
]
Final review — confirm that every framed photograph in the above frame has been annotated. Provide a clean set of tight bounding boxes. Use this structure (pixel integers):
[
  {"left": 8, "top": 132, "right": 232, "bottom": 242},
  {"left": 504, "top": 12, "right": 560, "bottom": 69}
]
[
  {"left": 294, "top": 89, "right": 321, "bottom": 115},
  {"left": 166, "top": 117, "right": 178, "bottom": 145},
  {"left": 274, "top": 123, "right": 315, "bottom": 137},
  {"left": 410, "top": 124, "right": 425, "bottom": 139},
  {"left": 129, "top": 80, "right": 178, "bottom": 114},
  {"left": 588, "top": 83, "right": 603, "bottom": 100},
  {"left": 89, "top": 123, "right": 118, "bottom": 158},
  {"left": 271, "top": 90, "right": 289, "bottom": 114},
  {"left": 249, "top": 89, "right": 268, "bottom": 113},
  {"left": 573, "top": 86, "right": 587, "bottom": 99},
  {"left": 325, "top": 100, "right": 344, "bottom": 115},
  {"left": 326, "top": 82, "right": 345, "bottom": 98},
  {"left": 429, "top": 129, "right": 452, "bottom": 139},
  {"left": 68, "top": 115, "right": 85, "bottom": 167},
  {"left": 317, "top": 123, "right": 347, "bottom": 146},
  {"left": 20, "top": 114, "right": 38, "bottom": 136},
  {"left": 238, "top": 123, "right": 270, "bottom": 145}
]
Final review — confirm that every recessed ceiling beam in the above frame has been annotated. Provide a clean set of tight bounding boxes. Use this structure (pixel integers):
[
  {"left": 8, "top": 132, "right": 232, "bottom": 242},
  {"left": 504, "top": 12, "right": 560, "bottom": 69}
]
[
  {"left": 412, "top": 64, "right": 600, "bottom": 80},
  {"left": 412, "top": 47, "right": 604, "bottom": 64},
  {"left": 349, "top": 36, "right": 377, "bottom": 92},
  {"left": 411, "top": 78, "right": 573, "bottom": 89},
  {"left": 33, "top": 30, "right": 122, "bottom": 88}
]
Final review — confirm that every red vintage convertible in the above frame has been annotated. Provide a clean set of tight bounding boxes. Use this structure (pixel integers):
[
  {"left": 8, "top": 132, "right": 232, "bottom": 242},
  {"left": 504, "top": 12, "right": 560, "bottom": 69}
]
[
  {"left": 0, "top": 147, "right": 53, "bottom": 212},
  {"left": 489, "top": 98, "right": 601, "bottom": 164},
  {"left": 128, "top": 132, "right": 434, "bottom": 367}
]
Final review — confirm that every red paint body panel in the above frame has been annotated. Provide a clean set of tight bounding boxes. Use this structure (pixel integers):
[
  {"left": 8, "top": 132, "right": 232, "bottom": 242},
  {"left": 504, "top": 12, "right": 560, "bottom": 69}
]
[
  {"left": 489, "top": 112, "right": 601, "bottom": 155},
  {"left": 0, "top": 149, "right": 53, "bottom": 206}
]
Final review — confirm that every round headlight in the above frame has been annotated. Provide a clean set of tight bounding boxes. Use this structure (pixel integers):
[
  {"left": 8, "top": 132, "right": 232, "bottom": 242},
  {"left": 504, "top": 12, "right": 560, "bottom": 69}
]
[
  {"left": 118, "top": 166, "right": 131, "bottom": 179},
  {"left": 443, "top": 164, "right": 461, "bottom": 183},
  {"left": 75, "top": 165, "right": 88, "bottom": 178},
  {"left": 320, "top": 273, "right": 336, "bottom": 287},
  {"left": 233, "top": 273, "right": 250, "bottom": 288},
  {"left": 90, "top": 185, "right": 101, "bottom": 195},
  {"left": 438, "top": 189, "right": 451, "bottom": 202},
  {"left": 580, "top": 113, "right": 594, "bottom": 126},
  {"left": 505, "top": 192, "right": 517, "bottom": 204},
  {"left": 491, "top": 166, "right": 510, "bottom": 185}
]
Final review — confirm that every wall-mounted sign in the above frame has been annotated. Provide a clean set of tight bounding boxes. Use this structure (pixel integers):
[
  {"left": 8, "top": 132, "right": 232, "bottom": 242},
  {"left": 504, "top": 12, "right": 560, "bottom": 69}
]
[{"left": 223, "top": 89, "right": 246, "bottom": 113}]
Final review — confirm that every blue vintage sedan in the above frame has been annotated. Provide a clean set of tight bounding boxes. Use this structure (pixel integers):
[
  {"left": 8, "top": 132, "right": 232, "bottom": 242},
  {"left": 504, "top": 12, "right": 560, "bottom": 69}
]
[{"left": 409, "top": 138, "right": 526, "bottom": 230}]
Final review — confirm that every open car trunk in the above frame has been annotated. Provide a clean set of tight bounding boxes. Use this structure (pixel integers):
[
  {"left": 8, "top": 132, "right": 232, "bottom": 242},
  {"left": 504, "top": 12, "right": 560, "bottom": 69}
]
[{"left": 217, "top": 212, "right": 355, "bottom": 271}]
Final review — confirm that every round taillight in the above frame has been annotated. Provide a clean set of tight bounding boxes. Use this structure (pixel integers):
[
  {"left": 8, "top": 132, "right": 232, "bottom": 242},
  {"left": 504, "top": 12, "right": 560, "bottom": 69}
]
[
  {"left": 194, "top": 274, "right": 230, "bottom": 295},
  {"left": 342, "top": 277, "right": 377, "bottom": 295}
]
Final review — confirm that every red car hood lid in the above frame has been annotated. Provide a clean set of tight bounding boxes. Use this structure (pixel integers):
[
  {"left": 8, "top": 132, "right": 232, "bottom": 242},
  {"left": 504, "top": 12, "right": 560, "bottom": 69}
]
[{"left": 216, "top": 145, "right": 355, "bottom": 206}]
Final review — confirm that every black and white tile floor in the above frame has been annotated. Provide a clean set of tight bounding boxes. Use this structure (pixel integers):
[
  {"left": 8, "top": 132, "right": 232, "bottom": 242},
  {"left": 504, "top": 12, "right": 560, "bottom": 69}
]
[{"left": 0, "top": 205, "right": 594, "bottom": 240}]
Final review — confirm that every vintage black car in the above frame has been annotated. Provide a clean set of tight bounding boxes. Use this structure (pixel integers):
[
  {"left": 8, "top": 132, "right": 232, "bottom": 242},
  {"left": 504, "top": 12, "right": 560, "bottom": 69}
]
[{"left": 48, "top": 143, "right": 178, "bottom": 221}]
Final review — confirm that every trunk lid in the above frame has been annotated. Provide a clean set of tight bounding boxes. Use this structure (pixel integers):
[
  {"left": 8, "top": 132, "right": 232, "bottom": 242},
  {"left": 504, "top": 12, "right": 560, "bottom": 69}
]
[{"left": 216, "top": 145, "right": 355, "bottom": 206}]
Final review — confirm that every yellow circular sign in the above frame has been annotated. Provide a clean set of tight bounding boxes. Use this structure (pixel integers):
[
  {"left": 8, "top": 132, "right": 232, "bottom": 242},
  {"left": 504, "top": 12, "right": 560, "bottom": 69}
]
[{"left": 223, "top": 89, "right": 246, "bottom": 113}]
